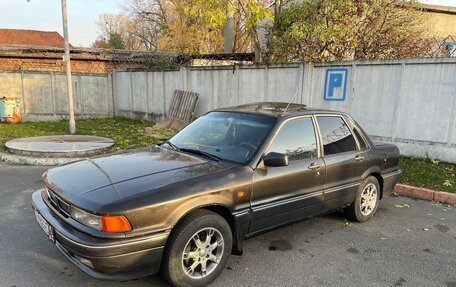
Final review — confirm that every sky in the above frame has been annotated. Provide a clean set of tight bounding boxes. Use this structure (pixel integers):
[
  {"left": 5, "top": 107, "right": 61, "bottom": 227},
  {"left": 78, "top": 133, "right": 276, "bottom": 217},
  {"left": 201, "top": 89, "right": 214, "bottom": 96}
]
[
  {"left": 0, "top": 0, "right": 122, "bottom": 47},
  {"left": 0, "top": 0, "right": 455, "bottom": 48}
]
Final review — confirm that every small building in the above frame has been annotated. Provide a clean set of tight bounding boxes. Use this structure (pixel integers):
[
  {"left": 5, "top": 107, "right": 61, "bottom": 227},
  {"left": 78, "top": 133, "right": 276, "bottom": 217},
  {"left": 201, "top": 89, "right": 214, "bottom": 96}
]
[
  {"left": 0, "top": 45, "right": 152, "bottom": 74},
  {"left": 0, "top": 29, "right": 174, "bottom": 74},
  {"left": 418, "top": 4, "right": 456, "bottom": 39}
]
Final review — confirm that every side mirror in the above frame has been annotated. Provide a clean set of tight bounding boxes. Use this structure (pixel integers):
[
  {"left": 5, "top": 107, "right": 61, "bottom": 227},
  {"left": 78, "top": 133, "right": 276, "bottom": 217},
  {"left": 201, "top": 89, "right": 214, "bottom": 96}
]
[{"left": 263, "top": 152, "right": 289, "bottom": 167}]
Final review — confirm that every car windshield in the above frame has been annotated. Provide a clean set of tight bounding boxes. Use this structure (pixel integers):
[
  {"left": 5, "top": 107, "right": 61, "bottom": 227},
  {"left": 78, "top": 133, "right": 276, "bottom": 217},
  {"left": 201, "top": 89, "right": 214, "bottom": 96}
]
[{"left": 168, "top": 112, "right": 277, "bottom": 164}]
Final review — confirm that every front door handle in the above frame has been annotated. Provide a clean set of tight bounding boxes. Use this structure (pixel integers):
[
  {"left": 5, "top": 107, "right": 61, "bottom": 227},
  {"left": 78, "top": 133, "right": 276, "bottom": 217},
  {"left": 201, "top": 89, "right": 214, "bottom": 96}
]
[
  {"left": 354, "top": 155, "right": 365, "bottom": 161},
  {"left": 308, "top": 162, "right": 321, "bottom": 170}
]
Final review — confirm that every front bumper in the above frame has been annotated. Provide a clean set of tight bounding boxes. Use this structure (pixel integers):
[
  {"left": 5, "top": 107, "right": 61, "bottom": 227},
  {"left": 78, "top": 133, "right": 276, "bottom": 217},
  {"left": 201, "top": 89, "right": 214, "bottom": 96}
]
[{"left": 31, "top": 189, "right": 169, "bottom": 281}]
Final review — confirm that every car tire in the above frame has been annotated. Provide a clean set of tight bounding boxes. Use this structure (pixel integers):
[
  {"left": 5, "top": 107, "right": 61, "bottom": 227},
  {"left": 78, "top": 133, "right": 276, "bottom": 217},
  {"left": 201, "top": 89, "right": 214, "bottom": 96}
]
[
  {"left": 345, "top": 176, "right": 380, "bottom": 222},
  {"left": 161, "top": 209, "right": 232, "bottom": 287}
]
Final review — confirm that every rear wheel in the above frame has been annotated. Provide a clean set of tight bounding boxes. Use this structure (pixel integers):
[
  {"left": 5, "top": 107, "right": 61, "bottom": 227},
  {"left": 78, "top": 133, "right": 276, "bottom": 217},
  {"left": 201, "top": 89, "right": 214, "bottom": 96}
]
[
  {"left": 161, "top": 210, "right": 232, "bottom": 287},
  {"left": 345, "top": 176, "right": 380, "bottom": 222}
]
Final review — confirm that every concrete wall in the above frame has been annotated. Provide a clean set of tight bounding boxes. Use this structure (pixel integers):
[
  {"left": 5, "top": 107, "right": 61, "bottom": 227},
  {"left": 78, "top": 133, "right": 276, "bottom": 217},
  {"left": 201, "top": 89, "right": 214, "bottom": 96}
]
[
  {"left": 114, "top": 58, "right": 456, "bottom": 163},
  {"left": 0, "top": 71, "right": 113, "bottom": 121}
]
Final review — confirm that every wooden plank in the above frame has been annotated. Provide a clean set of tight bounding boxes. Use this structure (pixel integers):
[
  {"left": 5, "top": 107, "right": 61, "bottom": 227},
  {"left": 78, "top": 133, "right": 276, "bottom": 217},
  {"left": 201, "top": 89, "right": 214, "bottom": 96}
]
[{"left": 165, "top": 89, "right": 199, "bottom": 124}]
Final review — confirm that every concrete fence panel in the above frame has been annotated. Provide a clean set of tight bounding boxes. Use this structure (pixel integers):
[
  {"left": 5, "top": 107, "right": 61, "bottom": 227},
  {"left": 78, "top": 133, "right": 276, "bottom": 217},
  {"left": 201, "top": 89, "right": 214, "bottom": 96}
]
[
  {"left": 265, "top": 65, "right": 301, "bottom": 103},
  {"left": 146, "top": 72, "right": 165, "bottom": 118},
  {"left": 131, "top": 72, "right": 148, "bottom": 113},
  {"left": 211, "top": 68, "right": 238, "bottom": 109},
  {"left": 0, "top": 73, "right": 22, "bottom": 106},
  {"left": 22, "top": 73, "right": 53, "bottom": 115},
  {"left": 396, "top": 63, "right": 456, "bottom": 143},
  {"left": 0, "top": 71, "right": 113, "bottom": 121},
  {"left": 350, "top": 64, "right": 402, "bottom": 138}
]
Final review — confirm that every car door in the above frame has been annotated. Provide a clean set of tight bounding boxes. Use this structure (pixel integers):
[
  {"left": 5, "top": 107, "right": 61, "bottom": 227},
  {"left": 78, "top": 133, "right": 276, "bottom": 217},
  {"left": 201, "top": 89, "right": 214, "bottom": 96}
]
[
  {"left": 250, "top": 116, "right": 325, "bottom": 233},
  {"left": 315, "top": 115, "right": 367, "bottom": 210}
]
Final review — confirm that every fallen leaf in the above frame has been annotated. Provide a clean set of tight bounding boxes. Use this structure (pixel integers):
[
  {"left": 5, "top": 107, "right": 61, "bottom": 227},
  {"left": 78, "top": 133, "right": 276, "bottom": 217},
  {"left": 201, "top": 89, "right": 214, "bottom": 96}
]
[{"left": 394, "top": 204, "right": 411, "bottom": 208}]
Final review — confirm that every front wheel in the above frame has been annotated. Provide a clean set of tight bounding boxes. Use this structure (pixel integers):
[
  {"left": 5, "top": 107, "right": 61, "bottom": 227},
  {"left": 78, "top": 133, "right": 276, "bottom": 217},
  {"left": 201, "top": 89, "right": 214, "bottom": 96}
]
[
  {"left": 161, "top": 210, "right": 232, "bottom": 287},
  {"left": 345, "top": 176, "right": 380, "bottom": 222}
]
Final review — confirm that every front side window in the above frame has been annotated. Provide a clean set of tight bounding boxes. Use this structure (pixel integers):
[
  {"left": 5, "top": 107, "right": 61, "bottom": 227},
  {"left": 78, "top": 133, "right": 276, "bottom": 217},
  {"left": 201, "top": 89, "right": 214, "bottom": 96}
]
[
  {"left": 267, "top": 118, "right": 317, "bottom": 161},
  {"left": 317, "top": 116, "right": 357, "bottom": 155}
]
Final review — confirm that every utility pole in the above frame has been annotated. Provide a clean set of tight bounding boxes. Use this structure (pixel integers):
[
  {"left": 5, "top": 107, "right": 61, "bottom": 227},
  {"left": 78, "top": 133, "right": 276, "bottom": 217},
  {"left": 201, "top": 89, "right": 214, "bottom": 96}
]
[
  {"left": 61, "top": 0, "right": 76, "bottom": 134},
  {"left": 223, "top": 12, "right": 234, "bottom": 53}
]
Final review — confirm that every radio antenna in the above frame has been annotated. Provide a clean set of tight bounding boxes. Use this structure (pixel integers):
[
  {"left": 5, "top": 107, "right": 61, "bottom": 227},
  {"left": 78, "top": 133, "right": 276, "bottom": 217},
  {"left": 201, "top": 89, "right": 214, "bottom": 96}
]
[{"left": 283, "top": 90, "right": 299, "bottom": 114}]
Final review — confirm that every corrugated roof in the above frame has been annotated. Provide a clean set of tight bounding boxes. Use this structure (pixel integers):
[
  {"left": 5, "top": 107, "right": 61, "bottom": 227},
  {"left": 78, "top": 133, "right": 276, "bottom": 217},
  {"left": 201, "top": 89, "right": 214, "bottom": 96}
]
[{"left": 0, "top": 29, "right": 67, "bottom": 47}]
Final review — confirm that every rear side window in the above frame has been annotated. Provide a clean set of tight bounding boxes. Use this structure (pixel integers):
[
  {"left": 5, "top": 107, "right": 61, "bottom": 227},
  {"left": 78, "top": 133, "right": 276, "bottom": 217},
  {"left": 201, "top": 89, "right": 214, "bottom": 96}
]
[
  {"left": 353, "top": 127, "right": 368, "bottom": 150},
  {"left": 267, "top": 118, "right": 317, "bottom": 161},
  {"left": 317, "top": 116, "right": 357, "bottom": 155}
]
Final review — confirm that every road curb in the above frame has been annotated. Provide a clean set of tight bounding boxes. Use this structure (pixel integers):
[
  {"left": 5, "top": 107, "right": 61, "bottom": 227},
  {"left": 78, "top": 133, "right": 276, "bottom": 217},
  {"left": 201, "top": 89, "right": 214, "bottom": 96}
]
[
  {"left": 0, "top": 151, "right": 82, "bottom": 166},
  {"left": 395, "top": 184, "right": 456, "bottom": 205}
]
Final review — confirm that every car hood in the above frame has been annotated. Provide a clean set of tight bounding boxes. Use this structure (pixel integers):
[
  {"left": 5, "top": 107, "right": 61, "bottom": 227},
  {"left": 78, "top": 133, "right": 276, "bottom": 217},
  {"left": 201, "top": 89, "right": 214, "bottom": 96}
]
[{"left": 43, "top": 146, "right": 234, "bottom": 209}]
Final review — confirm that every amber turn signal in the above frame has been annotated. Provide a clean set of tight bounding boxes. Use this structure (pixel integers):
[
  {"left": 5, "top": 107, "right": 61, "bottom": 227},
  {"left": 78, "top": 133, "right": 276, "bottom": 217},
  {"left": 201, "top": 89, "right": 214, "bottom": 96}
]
[{"left": 101, "top": 215, "right": 132, "bottom": 233}]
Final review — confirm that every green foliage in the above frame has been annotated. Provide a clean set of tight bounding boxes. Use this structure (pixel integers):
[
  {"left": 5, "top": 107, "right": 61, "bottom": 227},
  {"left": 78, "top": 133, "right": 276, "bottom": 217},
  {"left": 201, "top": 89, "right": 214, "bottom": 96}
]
[
  {"left": 0, "top": 117, "right": 159, "bottom": 152},
  {"left": 143, "top": 54, "right": 189, "bottom": 71},
  {"left": 92, "top": 33, "right": 125, "bottom": 50},
  {"left": 108, "top": 33, "right": 125, "bottom": 49},
  {"left": 400, "top": 157, "right": 456, "bottom": 194},
  {"left": 241, "top": 0, "right": 273, "bottom": 30},
  {"left": 91, "top": 39, "right": 111, "bottom": 49},
  {"left": 183, "top": 0, "right": 230, "bottom": 30},
  {"left": 267, "top": 0, "right": 433, "bottom": 62}
]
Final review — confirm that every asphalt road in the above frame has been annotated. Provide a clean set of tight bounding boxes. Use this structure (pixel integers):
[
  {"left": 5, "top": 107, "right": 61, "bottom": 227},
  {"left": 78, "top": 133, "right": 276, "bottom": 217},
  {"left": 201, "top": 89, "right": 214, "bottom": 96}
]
[{"left": 1, "top": 162, "right": 455, "bottom": 287}]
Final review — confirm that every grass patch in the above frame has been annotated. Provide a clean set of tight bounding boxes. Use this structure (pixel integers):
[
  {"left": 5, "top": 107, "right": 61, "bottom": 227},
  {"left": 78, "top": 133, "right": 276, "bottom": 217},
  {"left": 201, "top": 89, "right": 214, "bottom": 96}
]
[
  {"left": 0, "top": 117, "right": 159, "bottom": 151},
  {"left": 400, "top": 157, "right": 456, "bottom": 193}
]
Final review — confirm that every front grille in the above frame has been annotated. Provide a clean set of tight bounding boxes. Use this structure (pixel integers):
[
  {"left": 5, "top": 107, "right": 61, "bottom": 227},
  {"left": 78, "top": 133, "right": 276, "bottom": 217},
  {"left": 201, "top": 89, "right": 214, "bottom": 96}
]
[{"left": 45, "top": 187, "right": 71, "bottom": 218}]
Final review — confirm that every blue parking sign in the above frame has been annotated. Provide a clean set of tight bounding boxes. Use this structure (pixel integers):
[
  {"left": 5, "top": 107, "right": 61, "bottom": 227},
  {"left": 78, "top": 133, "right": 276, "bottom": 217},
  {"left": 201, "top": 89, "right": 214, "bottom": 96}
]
[{"left": 324, "top": 68, "right": 348, "bottom": 101}]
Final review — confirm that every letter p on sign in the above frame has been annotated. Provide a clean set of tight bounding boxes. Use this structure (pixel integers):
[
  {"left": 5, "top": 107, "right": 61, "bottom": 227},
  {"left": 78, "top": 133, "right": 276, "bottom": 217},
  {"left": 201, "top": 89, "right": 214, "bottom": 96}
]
[{"left": 324, "top": 68, "right": 348, "bottom": 101}]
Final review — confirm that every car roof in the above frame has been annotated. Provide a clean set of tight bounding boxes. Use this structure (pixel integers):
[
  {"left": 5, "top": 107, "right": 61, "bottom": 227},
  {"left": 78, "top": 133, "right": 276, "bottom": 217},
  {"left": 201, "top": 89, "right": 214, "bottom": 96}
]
[{"left": 212, "top": 102, "right": 345, "bottom": 118}]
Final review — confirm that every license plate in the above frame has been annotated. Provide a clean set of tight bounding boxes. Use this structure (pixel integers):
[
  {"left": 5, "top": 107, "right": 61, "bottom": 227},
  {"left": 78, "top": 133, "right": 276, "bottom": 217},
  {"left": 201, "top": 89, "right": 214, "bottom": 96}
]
[{"left": 34, "top": 209, "right": 54, "bottom": 242}]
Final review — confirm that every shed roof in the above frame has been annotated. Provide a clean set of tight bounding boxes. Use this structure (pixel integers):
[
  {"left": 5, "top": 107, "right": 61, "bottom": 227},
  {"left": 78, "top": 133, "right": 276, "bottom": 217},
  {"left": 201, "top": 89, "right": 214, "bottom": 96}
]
[{"left": 0, "top": 29, "right": 67, "bottom": 48}]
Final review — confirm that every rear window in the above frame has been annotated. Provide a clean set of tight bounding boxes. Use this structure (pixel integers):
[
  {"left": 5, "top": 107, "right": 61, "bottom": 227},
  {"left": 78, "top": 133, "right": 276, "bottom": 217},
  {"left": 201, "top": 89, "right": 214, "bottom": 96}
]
[{"left": 317, "top": 116, "right": 357, "bottom": 155}]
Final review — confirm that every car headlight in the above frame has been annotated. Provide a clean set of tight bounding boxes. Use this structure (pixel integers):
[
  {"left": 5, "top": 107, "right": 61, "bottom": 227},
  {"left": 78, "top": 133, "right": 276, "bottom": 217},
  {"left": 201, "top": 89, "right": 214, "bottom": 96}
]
[
  {"left": 70, "top": 206, "right": 102, "bottom": 231},
  {"left": 70, "top": 206, "right": 132, "bottom": 233}
]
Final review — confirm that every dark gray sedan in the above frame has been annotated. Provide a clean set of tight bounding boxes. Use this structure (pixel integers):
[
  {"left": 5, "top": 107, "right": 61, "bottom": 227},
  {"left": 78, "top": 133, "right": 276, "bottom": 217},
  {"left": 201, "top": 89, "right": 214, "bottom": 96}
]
[{"left": 32, "top": 102, "right": 401, "bottom": 287}]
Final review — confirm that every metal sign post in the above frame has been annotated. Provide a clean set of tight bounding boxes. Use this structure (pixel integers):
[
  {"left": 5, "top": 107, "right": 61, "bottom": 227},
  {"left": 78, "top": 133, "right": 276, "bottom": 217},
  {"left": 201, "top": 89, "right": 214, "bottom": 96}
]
[{"left": 61, "top": 0, "right": 76, "bottom": 134}]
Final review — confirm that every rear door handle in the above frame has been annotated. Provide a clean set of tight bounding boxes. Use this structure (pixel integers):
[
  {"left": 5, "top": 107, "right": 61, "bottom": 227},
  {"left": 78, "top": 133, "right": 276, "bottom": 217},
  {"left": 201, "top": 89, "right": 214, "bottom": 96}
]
[
  {"left": 354, "top": 155, "right": 365, "bottom": 161},
  {"left": 308, "top": 162, "right": 321, "bottom": 170}
]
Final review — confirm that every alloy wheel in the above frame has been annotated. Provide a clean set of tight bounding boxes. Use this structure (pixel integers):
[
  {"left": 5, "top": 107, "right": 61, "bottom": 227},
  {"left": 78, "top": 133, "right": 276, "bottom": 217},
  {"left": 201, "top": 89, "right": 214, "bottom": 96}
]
[
  {"left": 181, "top": 227, "right": 224, "bottom": 279},
  {"left": 360, "top": 183, "right": 378, "bottom": 216}
]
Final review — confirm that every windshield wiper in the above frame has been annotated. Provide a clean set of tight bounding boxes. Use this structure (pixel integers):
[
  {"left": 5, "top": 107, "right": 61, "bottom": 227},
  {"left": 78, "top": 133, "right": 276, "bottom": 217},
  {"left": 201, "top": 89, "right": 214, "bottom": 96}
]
[
  {"left": 179, "top": 148, "right": 222, "bottom": 162},
  {"left": 162, "top": 140, "right": 178, "bottom": 150}
]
